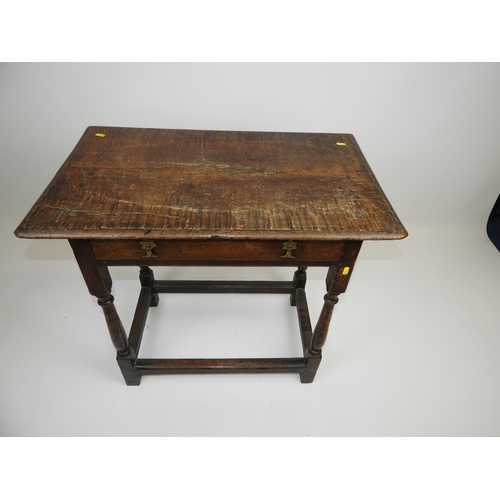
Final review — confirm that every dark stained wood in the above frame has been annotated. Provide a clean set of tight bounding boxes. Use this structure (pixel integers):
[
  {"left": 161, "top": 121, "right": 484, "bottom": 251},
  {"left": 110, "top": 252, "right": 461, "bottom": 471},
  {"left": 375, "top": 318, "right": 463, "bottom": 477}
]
[
  {"left": 290, "top": 266, "right": 307, "bottom": 306},
  {"left": 310, "top": 240, "right": 363, "bottom": 354},
  {"left": 300, "top": 353, "right": 322, "bottom": 384},
  {"left": 133, "top": 358, "right": 307, "bottom": 375},
  {"left": 116, "top": 350, "right": 141, "bottom": 386},
  {"left": 311, "top": 294, "right": 340, "bottom": 353},
  {"left": 68, "top": 239, "right": 112, "bottom": 297},
  {"left": 139, "top": 266, "right": 159, "bottom": 306},
  {"left": 90, "top": 238, "right": 345, "bottom": 265},
  {"left": 295, "top": 287, "right": 313, "bottom": 355},
  {"left": 325, "top": 240, "right": 363, "bottom": 296},
  {"left": 128, "top": 286, "right": 152, "bottom": 357},
  {"left": 15, "top": 127, "right": 408, "bottom": 385},
  {"left": 15, "top": 127, "right": 407, "bottom": 241},
  {"left": 69, "top": 239, "right": 130, "bottom": 354},
  {"left": 97, "top": 294, "right": 129, "bottom": 354},
  {"left": 154, "top": 280, "right": 295, "bottom": 294}
]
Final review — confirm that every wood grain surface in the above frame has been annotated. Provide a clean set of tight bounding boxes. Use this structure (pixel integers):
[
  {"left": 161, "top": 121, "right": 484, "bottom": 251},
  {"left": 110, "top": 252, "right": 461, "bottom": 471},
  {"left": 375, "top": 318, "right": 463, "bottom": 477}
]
[{"left": 15, "top": 127, "right": 407, "bottom": 241}]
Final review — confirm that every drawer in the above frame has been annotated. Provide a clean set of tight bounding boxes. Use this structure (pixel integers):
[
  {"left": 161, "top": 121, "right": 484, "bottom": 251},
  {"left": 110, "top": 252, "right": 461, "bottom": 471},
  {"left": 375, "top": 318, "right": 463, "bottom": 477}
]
[{"left": 90, "top": 239, "right": 345, "bottom": 265}]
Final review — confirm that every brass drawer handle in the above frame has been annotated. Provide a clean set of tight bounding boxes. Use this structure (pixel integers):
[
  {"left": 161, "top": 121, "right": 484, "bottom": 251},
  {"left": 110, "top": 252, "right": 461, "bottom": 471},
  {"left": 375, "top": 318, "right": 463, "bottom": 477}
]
[
  {"left": 281, "top": 240, "right": 297, "bottom": 259},
  {"left": 140, "top": 239, "right": 158, "bottom": 258}
]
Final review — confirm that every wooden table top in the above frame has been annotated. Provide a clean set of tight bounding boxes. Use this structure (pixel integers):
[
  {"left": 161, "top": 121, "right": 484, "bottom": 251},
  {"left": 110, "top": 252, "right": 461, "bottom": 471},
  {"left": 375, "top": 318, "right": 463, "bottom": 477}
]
[{"left": 15, "top": 126, "right": 407, "bottom": 241}]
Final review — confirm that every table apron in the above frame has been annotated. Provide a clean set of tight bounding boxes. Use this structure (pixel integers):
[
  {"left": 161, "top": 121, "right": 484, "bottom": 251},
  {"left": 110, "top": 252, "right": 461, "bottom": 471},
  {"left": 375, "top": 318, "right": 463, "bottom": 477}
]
[{"left": 90, "top": 239, "right": 345, "bottom": 266}]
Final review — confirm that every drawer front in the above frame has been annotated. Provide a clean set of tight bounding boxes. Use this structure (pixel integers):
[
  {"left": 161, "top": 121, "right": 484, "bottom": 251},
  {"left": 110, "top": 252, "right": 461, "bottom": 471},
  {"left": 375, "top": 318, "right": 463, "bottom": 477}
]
[{"left": 90, "top": 239, "right": 344, "bottom": 265}]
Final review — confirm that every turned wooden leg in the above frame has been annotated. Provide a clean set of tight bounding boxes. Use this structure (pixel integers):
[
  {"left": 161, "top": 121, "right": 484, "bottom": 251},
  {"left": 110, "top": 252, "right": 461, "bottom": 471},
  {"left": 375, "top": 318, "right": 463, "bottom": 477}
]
[
  {"left": 311, "top": 293, "right": 339, "bottom": 353},
  {"left": 302, "top": 241, "right": 363, "bottom": 383},
  {"left": 69, "top": 240, "right": 141, "bottom": 385},
  {"left": 140, "top": 266, "right": 159, "bottom": 307},
  {"left": 290, "top": 266, "right": 307, "bottom": 306},
  {"left": 97, "top": 294, "right": 129, "bottom": 354}
]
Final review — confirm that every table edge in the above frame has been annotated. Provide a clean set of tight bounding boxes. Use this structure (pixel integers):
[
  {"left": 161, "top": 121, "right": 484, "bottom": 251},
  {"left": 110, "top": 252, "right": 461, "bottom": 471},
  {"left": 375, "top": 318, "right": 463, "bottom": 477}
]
[{"left": 14, "top": 227, "right": 409, "bottom": 241}]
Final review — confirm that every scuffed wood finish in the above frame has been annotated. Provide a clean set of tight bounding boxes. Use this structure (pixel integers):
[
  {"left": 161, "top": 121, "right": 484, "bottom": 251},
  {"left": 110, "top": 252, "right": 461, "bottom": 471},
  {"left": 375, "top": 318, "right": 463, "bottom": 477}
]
[
  {"left": 15, "top": 126, "right": 408, "bottom": 385},
  {"left": 15, "top": 127, "right": 407, "bottom": 241}
]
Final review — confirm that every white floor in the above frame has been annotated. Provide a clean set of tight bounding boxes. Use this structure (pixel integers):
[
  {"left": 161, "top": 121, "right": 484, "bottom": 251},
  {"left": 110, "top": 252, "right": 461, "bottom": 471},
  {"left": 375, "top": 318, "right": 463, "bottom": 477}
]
[{"left": 2, "top": 216, "right": 500, "bottom": 437}]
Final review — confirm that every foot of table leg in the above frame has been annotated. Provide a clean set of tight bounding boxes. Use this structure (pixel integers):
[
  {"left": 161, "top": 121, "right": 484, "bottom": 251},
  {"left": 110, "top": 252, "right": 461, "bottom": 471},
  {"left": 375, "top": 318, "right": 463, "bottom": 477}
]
[
  {"left": 300, "top": 351, "right": 321, "bottom": 383},
  {"left": 117, "top": 351, "right": 142, "bottom": 386}
]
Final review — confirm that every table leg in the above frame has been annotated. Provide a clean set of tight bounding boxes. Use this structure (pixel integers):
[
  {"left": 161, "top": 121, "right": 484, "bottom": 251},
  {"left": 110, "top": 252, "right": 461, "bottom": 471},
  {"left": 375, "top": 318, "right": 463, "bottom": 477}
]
[
  {"left": 301, "top": 241, "right": 363, "bottom": 383},
  {"left": 69, "top": 240, "right": 141, "bottom": 385},
  {"left": 290, "top": 266, "right": 307, "bottom": 306},
  {"left": 68, "top": 239, "right": 362, "bottom": 385},
  {"left": 140, "top": 266, "right": 159, "bottom": 307}
]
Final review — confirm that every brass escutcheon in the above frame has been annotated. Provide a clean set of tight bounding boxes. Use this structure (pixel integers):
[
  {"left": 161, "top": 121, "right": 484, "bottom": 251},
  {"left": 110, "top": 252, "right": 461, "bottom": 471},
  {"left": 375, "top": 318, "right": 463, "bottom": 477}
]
[
  {"left": 140, "top": 239, "right": 158, "bottom": 258},
  {"left": 281, "top": 240, "right": 297, "bottom": 259}
]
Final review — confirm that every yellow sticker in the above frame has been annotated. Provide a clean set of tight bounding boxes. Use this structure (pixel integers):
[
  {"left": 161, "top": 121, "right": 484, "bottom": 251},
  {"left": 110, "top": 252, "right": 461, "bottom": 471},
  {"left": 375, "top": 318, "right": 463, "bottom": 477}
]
[
  {"left": 342, "top": 267, "right": 350, "bottom": 275},
  {"left": 95, "top": 133, "right": 106, "bottom": 137},
  {"left": 336, "top": 142, "right": 346, "bottom": 146}
]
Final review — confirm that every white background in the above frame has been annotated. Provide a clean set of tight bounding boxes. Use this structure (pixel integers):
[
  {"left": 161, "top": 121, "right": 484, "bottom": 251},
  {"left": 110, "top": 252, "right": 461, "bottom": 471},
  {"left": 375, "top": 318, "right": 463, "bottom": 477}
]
[{"left": 1, "top": 35, "right": 500, "bottom": 499}]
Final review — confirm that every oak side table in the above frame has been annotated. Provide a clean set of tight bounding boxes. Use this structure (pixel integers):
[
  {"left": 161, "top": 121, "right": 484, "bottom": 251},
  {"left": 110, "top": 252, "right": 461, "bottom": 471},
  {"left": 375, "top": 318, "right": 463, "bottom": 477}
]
[{"left": 15, "top": 127, "right": 407, "bottom": 385}]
